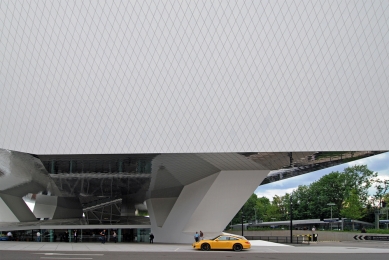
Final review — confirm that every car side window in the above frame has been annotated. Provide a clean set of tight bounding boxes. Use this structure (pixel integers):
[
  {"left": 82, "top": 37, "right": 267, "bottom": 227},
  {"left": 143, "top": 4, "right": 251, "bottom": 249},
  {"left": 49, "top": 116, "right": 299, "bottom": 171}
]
[
  {"left": 218, "top": 236, "right": 228, "bottom": 241},
  {"left": 229, "top": 237, "right": 238, "bottom": 240}
]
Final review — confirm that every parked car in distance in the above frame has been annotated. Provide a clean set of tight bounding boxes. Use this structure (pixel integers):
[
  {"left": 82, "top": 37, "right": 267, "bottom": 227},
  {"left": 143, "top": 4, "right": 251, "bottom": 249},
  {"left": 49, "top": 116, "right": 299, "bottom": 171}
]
[
  {"left": 192, "top": 233, "right": 251, "bottom": 251},
  {"left": 0, "top": 236, "right": 11, "bottom": 241}
]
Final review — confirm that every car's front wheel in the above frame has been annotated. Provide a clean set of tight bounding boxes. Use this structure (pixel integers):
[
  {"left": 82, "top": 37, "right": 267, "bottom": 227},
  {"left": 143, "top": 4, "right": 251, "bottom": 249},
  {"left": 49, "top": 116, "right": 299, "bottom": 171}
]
[
  {"left": 201, "top": 243, "right": 211, "bottom": 251},
  {"left": 233, "top": 243, "right": 243, "bottom": 251}
]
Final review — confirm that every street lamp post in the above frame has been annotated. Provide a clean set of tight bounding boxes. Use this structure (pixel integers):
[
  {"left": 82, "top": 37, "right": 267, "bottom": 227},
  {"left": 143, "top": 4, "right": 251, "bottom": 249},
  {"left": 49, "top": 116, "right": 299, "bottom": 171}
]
[
  {"left": 241, "top": 210, "right": 244, "bottom": 236},
  {"left": 327, "top": 203, "right": 335, "bottom": 230},
  {"left": 290, "top": 195, "right": 293, "bottom": 243},
  {"left": 271, "top": 218, "right": 276, "bottom": 229}
]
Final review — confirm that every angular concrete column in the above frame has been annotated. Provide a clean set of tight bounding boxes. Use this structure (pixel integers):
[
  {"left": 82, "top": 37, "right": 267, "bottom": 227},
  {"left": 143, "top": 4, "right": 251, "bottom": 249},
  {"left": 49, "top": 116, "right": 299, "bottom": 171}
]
[
  {"left": 33, "top": 194, "right": 83, "bottom": 219},
  {"left": 0, "top": 149, "right": 61, "bottom": 222},
  {"left": 0, "top": 193, "right": 37, "bottom": 222},
  {"left": 147, "top": 169, "right": 269, "bottom": 243}
]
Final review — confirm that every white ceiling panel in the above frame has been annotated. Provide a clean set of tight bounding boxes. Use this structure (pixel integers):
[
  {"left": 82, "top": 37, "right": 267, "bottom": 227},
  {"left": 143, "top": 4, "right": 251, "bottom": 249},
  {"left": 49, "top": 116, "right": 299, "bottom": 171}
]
[{"left": 0, "top": 0, "right": 388, "bottom": 154}]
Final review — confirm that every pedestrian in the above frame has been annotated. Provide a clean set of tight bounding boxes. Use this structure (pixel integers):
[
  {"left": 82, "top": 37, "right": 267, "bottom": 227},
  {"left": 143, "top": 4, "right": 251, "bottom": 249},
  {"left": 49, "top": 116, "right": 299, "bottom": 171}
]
[
  {"left": 199, "top": 230, "right": 204, "bottom": 240},
  {"left": 194, "top": 232, "right": 199, "bottom": 242},
  {"left": 74, "top": 230, "right": 78, "bottom": 243},
  {"left": 311, "top": 226, "right": 316, "bottom": 232},
  {"left": 100, "top": 229, "right": 106, "bottom": 244},
  {"left": 65, "top": 231, "right": 69, "bottom": 242},
  {"left": 7, "top": 231, "right": 13, "bottom": 241},
  {"left": 112, "top": 231, "right": 117, "bottom": 243},
  {"left": 36, "top": 231, "right": 41, "bottom": 242},
  {"left": 149, "top": 233, "right": 154, "bottom": 244}
]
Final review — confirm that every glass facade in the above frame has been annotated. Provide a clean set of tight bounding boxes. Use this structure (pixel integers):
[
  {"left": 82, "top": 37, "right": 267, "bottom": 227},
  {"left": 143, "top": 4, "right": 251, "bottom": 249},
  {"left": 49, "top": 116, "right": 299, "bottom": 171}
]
[
  {"left": 39, "top": 154, "right": 156, "bottom": 174},
  {"left": 0, "top": 228, "right": 151, "bottom": 243}
]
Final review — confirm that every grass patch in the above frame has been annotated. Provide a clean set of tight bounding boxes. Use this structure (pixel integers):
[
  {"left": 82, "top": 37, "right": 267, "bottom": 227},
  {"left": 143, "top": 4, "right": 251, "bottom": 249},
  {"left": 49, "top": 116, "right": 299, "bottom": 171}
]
[{"left": 366, "top": 229, "right": 389, "bottom": 234}]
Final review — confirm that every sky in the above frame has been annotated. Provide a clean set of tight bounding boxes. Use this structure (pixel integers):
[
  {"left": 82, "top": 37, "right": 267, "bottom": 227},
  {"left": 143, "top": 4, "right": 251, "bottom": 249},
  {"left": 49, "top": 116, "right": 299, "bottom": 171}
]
[{"left": 254, "top": 152, "right": 389, "bottom": 201}]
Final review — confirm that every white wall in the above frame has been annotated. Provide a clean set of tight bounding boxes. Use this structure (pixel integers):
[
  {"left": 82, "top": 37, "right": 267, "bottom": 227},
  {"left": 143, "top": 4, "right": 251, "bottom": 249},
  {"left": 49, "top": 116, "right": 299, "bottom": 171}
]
[{"left": 1, "top": 1, "right": 388, "bottom": 154}]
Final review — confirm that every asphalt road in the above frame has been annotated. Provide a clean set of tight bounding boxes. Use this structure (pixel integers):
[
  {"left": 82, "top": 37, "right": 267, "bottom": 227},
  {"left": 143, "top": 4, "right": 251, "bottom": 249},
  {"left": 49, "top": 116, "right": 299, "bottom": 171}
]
[
  {"left": 1, "top": 251, "right": 389, "bottom": 260},
  {"left": 2, "top": 241, "right": 389, "bottom": 260}
]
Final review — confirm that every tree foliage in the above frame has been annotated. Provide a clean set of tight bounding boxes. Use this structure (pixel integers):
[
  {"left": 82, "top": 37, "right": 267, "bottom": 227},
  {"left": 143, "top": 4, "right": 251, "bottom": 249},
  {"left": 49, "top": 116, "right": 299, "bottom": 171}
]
[
  {"left": 340, "top": 189, "right": 365, "bottom": 220},
  {"left": 230, "top": 165, "right": 384, "bottom": 224}
]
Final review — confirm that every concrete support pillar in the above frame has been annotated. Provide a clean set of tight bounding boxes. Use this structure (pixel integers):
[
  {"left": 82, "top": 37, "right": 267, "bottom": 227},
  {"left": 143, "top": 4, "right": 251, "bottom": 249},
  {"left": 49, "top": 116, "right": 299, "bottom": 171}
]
[
  {"left": 119, "top": 160, "right": 123, "bottom": 173},
  {"left": 50, "top": 229, "right": 54, "bottom": 242},
  {"left": 33, "top": 195, "right": 82, "bottom": 219},
  {"left": 136, "top": 229, "right": 140, "bottom": 242},
  {"left": 118, "top": 229, "right": 122, "bottom": 242},
  {"left": 51, "top": 160, "right": 55, "bottom": 174},
  {"left": 0, "top": 193, "right": 37, "bottom": 222},
  {"left": 0, "top": 149, "right": 61, "bottom": 222},
  {"left": 147, "top": 170, "right": 269, "bottom": 243}
]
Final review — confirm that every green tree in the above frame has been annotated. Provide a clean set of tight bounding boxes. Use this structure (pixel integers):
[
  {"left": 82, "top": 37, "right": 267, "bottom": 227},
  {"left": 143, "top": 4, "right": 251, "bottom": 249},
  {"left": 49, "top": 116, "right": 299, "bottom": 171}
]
[
  {"left": 229, "top": 165, "right": 377, "bottom": 224},
  {"left": 289, "top": 185, "right": 312, "bottom": 220},
  {"left": 363, "top": 179, "right": 389, "bottom": 222},
  {"left": 306, "top": 165, "right": 376, "bottom": 220},
  {"left": 242, "top": 193, "right": 258, "bottom": 222},
  {"left": 343, "top": 165, "right": 377, "bottom": 203},
  {"left": 255, "top": 196, "right": 271, "bottom": 222},
  {"left": 373, "top": 179, "right": 389, "bottom": 207},
  {"left": 383, "top": 193, "right": 389, "bottom": 206},
  {"left": 231, "top": 194, "right": 258, "bottom": 224},
  {"left": 282, "top": 165, "right": 376, "bottom": 221},
  {"left": 340, "top": 189, "right": 364, "bottom": 220},
  {"left": 266, "top": 195, "right": 284, "bottom": 221}
]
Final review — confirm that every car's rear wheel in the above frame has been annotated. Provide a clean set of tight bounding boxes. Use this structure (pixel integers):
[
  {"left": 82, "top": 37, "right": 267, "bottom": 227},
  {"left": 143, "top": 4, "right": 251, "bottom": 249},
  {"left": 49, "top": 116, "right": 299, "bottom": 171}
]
[
  {"left": 201, "top": 243, "right": 211, "bottom": 251},
  {"left": 233, "top": 243, "right": 243, "bottom": 251}
]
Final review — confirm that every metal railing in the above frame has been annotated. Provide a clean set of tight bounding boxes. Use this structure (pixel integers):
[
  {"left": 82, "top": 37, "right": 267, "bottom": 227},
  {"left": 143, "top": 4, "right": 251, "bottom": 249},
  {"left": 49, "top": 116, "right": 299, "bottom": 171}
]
[
  {"left": 246, "top": 235, "right": 317, "bottom": 244},
  {"left": 245, "top": 236, "right": 303, "bottom": 244}
]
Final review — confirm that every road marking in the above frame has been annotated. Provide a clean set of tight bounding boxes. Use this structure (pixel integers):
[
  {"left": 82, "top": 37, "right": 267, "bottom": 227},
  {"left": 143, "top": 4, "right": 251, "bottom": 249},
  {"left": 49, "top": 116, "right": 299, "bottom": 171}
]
[
  {"left": 174, "top": 248, "right": 180, "bottom": 251},
  {"left": 41, "top": 256, "right": 93, "bottom": 260},
  {"left": 33, "top": 253, "right": 103, "bottom": 256}
]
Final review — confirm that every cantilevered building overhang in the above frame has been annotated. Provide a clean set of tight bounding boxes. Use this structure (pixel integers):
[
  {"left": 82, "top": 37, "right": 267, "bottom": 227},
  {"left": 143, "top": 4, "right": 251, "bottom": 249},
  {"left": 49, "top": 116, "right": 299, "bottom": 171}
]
[{"left": 1, "top": 0, "right": 389, "bottom": 243}]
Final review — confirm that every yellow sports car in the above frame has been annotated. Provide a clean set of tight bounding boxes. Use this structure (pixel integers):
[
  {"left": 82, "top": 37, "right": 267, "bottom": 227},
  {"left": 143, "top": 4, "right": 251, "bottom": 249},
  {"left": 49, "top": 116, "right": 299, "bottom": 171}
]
[{"left": 192, "top": 233, "right": 251, "bottom": 251}]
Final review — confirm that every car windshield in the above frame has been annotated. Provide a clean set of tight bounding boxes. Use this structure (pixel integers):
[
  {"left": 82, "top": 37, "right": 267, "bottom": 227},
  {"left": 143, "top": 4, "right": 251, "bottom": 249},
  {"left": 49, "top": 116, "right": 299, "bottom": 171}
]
[
  {"left": 224, "top": 233, "right": 247, "bottom": 240},
  {"left": 210, "top": 235, "right": 244, "bottom": 241},
  {"left": 208, "top": 232, "right": 248, "bottom": 241}
]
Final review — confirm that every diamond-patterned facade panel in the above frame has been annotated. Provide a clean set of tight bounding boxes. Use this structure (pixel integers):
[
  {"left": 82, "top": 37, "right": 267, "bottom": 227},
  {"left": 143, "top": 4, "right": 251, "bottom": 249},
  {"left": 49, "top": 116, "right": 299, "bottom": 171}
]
[{"left": 1, "top": 0, "right": 388, "bottom": 154}]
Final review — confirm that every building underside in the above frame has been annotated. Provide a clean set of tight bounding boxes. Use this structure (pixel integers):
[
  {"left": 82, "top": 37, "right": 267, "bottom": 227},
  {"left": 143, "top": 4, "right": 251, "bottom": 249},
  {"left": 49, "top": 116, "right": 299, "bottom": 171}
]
[{"left": 0, "top": 149, "right": 384, "bottom": 243}]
